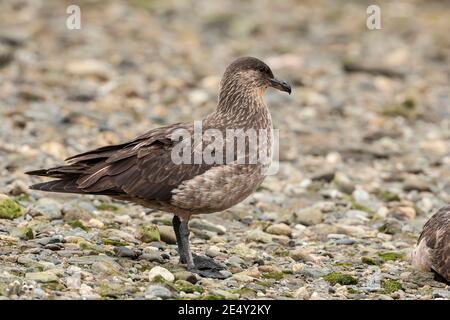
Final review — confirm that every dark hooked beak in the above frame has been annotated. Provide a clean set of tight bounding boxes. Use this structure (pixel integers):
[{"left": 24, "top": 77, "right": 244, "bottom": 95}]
[{"left": 269, "top": 78, "right": 292, "bottom": 95}]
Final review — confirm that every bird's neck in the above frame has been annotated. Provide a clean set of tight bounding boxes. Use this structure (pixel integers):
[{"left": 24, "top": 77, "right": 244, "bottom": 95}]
[{"left": 210, "top": 89, "right": 272, "bottom": 129}]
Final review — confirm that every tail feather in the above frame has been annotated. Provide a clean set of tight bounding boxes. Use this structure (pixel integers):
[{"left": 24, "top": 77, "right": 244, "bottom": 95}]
[
  {"left": 26, "top": 141, "right": 131, "bottom": 197},
  {"left": 26, "top": 163, "right": 91, "bottom": 178},
  {"left": 29, "top": 180, "right": 122, "bottom": 196},
  {"left": 25, "top": 169, "right": 51, "bottom": 177},
  {"left": 29, "top": 180, "right": 84, "bottom": 193}
]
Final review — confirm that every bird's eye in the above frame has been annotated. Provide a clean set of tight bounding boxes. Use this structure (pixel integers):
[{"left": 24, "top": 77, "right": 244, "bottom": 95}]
[{"left": 258, "top": 66, "right": 271, "bottom": 76}]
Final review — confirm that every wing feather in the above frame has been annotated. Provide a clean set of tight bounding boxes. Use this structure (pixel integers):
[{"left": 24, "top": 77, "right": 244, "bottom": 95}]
[
  {"left": 417, "top": 205, "right": 450, "bottom": 282},
  {"left": 28, "top": 122, "right": 217, "bottom": 201}
]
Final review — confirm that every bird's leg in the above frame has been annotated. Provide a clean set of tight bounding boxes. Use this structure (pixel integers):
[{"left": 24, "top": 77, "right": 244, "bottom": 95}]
[
  {"left": 174, "top": 215, "right": 228, "bottom": 279},
  {"left": 172, "top": 215, "right": 188, "bottom": 264},
  {"left": 178, "top": 217, "right": 195, "bottom": 269}
]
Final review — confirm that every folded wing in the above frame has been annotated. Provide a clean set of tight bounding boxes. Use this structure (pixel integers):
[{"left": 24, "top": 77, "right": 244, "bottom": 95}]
[{"left": 27, "top": 123, "right": 214, "bottom": 202}]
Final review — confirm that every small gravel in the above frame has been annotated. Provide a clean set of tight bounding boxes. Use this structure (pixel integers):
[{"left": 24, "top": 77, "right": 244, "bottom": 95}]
[{"left": 0, "top": 0, "right": 449, "bottom": 300}]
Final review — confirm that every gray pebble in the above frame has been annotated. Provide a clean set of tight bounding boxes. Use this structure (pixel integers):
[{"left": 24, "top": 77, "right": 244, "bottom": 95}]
[
  {"left": 141, "top": 252, "right": 165, "bottom": 263},
  {"left": 145, "top": 285, "right": 173, "bottom": 299},
  {"left": 114, "top": 246, "right": 140, "bottom": 259}
]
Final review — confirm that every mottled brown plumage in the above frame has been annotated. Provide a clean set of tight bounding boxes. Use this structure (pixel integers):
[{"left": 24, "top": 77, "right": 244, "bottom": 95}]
[
  {"left": 27, "top": 57, "right": 291, "bottom": 276},
  {"left": 410, "top": 205, "right": 450, "bottom": 283}
]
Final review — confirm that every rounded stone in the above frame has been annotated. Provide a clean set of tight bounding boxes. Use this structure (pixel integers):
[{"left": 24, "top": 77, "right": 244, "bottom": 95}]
[{"left": 148, "top": 266, "right": 175, "bottom": 283}]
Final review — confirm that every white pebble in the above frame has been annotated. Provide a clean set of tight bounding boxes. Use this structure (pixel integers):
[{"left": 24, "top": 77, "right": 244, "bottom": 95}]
[{"left": 148, "top": 266, "right": 175, "bottom": 283}]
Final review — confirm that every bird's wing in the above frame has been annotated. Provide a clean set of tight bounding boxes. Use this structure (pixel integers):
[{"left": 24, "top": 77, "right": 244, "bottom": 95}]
[
  {"left": 418, "top": 206, "right": 449, "bottom": 244},
  {"left": 64, "top": 122, "right": 183, "bottom": 163},
  {"left": 429, "top": 206, "right": 450, "bottom": 281},
  {"left": 28, "top": 122, "right": 216, "bottom": 201},
  {"left": 431, "top": 228, "right": 450, "bottom": 282}
]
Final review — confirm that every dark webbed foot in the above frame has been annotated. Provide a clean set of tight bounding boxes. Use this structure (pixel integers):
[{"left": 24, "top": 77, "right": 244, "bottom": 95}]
[
  {"left": 172, "top": 215, "right": 230, "bottom": 279},
  {"left": 189, "top": 254, "right": 228, "bottom": 279}
]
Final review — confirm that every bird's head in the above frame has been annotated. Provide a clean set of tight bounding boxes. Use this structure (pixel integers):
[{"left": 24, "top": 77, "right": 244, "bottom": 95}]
[{"left": 219, "top": 57, "right": 292, "bottom": 100}]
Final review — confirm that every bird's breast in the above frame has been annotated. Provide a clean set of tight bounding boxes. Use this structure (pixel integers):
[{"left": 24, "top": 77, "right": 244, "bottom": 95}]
[{"left": 170, "top": 164, "right": 266, "bottom": 213}]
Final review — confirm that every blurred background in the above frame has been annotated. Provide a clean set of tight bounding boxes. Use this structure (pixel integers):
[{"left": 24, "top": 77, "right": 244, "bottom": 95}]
[
  {"left": 1, "top": 0, "right": 449, "bottom": 169},
  {"left": 0, "top": 0, "right": 449, "bottom": 300}
]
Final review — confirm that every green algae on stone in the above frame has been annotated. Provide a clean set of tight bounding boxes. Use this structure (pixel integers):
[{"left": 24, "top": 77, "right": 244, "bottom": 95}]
[
  {"left": 152, "top": 217, "right": 173, "bottom": 226},
  {"left": 323, "top": 272, "right": 358, "bottom": 285},
  {"left": 11, "top": 226, "right": 34, "bottom": 240},
  {"left": 150, "top": 275, "right": 177, "bottom": 291},
  {"left": 334, "top": 262, "right": 353, "bottom": 267},
  {"left": 361, "top": 256, "right": 381, "bottom": 266},
  {"left": 78, "top": 240, "right": 111, "bottom": 254},
  {"left": 378, "top": 252, "right": 404, "bottom": 261},
  {"left": 102, "top": 239, "right": 129, "bottom": 246},
  {"left": 174, "top": 280, "right": 204, "bottom": 293},
  {"left": 255, "top": 280, "right": 272, "bottom": 287},
  {"left": 67, "top": 219, "right": 89, "bottom": 231},
  {"left": 130, "top": 0, "right": 170, "bottom": 12},
  {"left": 0, "top": 283, "right": 7, "bottom": 296},
  {"left": 138, "top": 225, "right": 161, "bottom": 242},
  {"left": 261, "top": 271, "right": 284, "bottom": 280},
  {"left": 200, "top": 295, "right": 224, "bottom": 300},
  {"left": 42, "top": 281, "right": 65, "bottom": 291},
  {"left": 104, "top": 222, "right": 121, "bottom": 229},
  {"left": 378, "top": 190, "right": 400, "bottom": 202},
  {"left": 0, "top": 197, "right": 23, "bottom": 219},
  {"left": 348, "top": 196, "right": 373, "bottom": 214},
  {"left": 14, "top": 194, "right": 30, "bottom": 202},
  {"left": 383, "top": 279, "right": 402, "bottom": 294},
  {"left": 78, "top": 241, "right": 94, "bottom": 251},
  {"left": 97, "top": 282, "right": 126, "bottom": 298},
  {"left": 378, "top": 223, "right": 401, "bottom": 235},
  {"left": 273, "top": 247, "right": 290, "bottom": 257},
  {"left": 150, "top": 275, "right": 168, "bottom": 284},
  {"left": 95, "top": 203, "right": 119, "bottom": 211},
  {"left": 347, "top": 287, "right": 362, "bottom": 294},
  {"left": 381, "top": 98, "right": 419, "bottom": 119},
  {"left": 174, "top": 271, "right": 198, "bottom": 284}
]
